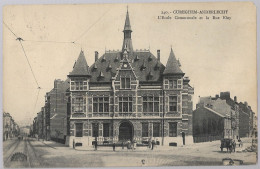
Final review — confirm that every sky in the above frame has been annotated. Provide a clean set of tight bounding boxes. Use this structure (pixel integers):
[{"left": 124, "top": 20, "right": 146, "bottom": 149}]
[{"left": 3, "top": 2, "right": 257, "bottom": 126}]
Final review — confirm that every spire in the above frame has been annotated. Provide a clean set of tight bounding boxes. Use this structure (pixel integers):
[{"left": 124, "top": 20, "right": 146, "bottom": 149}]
[
  {"left": 69, "top": 50, "right": 91, "bottom": 77},
  {"left": 122, "top": 7, "right": 133, "bottom": 52},
  {"left": 163, "top": 48, "right": 184, "bottom": 75},
  {"left": 124, "top": 7, "right": 132, "bottom": 32}
]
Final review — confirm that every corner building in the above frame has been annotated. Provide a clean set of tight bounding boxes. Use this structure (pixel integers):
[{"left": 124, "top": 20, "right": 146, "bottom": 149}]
[{"left": 67, "top": 9, "right": 194, "bottom": 147}]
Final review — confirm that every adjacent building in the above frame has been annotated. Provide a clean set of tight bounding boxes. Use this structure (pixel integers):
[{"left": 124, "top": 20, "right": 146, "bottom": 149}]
[
  {"left": 193, "top": 98, "right": 233, "bottom": 143},
  {"left": 3, "top": 112, "right": 19, "bottom": 140},
  {"left": 193, "top": 91, "right": 256, "bottom": 143},
  {"left": 67, "top": 9, "right": 194, "bottom": 147},
  {"left": 47, "top": 79, "right": 70, "bottom": 143}
]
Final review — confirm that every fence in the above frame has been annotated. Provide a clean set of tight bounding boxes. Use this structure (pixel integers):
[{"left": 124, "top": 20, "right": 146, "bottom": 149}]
[{"left": 193, "top": 135, "right": 222, "bottom": 143}]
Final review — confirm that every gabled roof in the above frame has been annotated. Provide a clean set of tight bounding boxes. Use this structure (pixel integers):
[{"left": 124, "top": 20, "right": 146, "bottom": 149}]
[
  {"left": 124, "top": 9, "right": 132, "bottom": 32},
  {"left": 88, "top": 51, "right": 165, "bottom": 83},
  {"left": 69, "top": 50, "right": 91, "bottom": 77},
  {"left": 163, "top": 48, "right": 184, "bottom": 75}
]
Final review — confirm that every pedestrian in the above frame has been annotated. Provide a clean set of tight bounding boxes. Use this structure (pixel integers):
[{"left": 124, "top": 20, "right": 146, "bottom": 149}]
[
  {"left": 151, "top": 140, "right": 155, "bottom": 150},
  {"left": 113, "top": 143, "right": 116, "bottom": 151},
  {"left": 127, "top": 140, "right": 131, "bottom": 150},
  {"left": 182, "top": 132, "right": 186, "bottom": 145},
  {"left": 73, "top": 139, "right": 75, "bottom": 149},
  {"left": 240, "top": 140, "right": 243, "bottom": 148},
  {"left": 232, "top": 140, "right": 236, "bottom": 152},
  {"left": 94, "top": 140, "right": 97, "bottom": 151},
  {"left": 122, "top": 141, "right": 124, "bottom": 149},
  {"left": 148, "top": 138, "right": 151, "bottom": 149},
  {"left": 133, "top": 140, "right": 137, "bottom": 150}
]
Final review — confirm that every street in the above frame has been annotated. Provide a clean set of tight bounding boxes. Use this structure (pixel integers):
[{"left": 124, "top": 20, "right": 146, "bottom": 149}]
[{"left": 3, "top": 137, "right": 257, "bottom": 168}]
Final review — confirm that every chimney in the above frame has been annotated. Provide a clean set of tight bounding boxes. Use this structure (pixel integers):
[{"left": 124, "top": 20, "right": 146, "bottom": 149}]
[
  {"left": 95, "top": 51, "right": 99, "bottom": 62},
  {"left": 157, "top": 50, "right": 160, "bottom": 61},
  {"left": 220, "top": 91, "right": 230, "bottom": 100},
  {"left": 234, "top": 96, "right": 237, "bottom": 102},
  {"left": 54, "top": 79, "right": 62, "bottom": 89},
  {"left": 244, "top": 101, "right": 248, "bottom": 107},
  {"left": 215, "top": 94, "right": 219, "bottom": 99}
]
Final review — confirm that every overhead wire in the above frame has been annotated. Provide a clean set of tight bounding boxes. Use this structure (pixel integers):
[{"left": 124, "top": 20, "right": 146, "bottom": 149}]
[
  {"left": 3, "top": 21, "right": 42, "bottom": 122},
  {"left": 23, "top": 39, "right": 79, "bottom": 45},
  {"left": 33, "top": 87, "right": 41, "bottom": 115},
  {"left": 3, "top": 9, "right": 110, "bottom": 121},
  {"left": 18, "top": 39, "right": 41, "bottom": 88},
  {"left": 3, "top": 21, "right": 18, "bottom": 38},
  {"left": 73, "top": 9, "right": 110, "bottom": 43}
]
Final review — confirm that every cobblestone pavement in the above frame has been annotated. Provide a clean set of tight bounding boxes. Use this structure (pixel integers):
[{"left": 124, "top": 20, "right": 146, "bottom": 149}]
[{"left": 3, "top": 137, "right": 258, "bottom": 167}]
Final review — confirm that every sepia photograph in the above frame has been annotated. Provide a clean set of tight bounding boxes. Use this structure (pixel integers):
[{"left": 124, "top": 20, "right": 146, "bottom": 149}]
[{"left": 2, "top": 1, "right": 258, "bottom": 168}]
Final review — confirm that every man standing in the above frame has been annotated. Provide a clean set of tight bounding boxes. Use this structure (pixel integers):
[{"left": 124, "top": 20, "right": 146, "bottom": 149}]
[
  {"left": 122, "top": 141, "right": 124, "bottom": 149},
  {"left": 151, "top": 140, "right": 155, "bottom": 150},
  {"left": 94, "top": 137, "right": 98, "bottom": 151},
  {"left": 113, "top": 143, "right": 116, "bottom": 151},
  {"left": 182, "top": 132, "right": 185, "bottom": 145}
]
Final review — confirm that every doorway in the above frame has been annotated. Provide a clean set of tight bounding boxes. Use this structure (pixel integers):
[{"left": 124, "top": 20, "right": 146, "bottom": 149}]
[{"left": 119, "top": 121, "right": 133, "bottom": 141}]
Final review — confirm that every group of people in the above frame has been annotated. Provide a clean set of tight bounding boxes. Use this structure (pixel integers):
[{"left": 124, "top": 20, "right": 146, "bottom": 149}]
[
  {"left": 148, "top": 139, "right": 156, "bottom": 150},
  {"left": 72, "top": 138, "right": 158, "bottom": 151}
]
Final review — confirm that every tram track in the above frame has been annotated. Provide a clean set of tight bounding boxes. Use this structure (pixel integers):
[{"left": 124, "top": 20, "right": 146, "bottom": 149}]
[
  {"left": 3, "top": 139, "right": 21, "bottom": 167},
  {"left": 3, "top": 137, "right": 39, "bottom": 168},
  {"left": 26, "top": 137, "right": 42, "bottom": 167}
]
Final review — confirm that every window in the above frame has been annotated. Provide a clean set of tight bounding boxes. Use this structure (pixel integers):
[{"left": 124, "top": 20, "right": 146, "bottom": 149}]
[
  {"left": 169, "top": 96, "right": 177, "bottom": 112},
  {"left": 169, "top": 80, "right": 177, "bottom": 89},
  {"left": 177, "top": 80, "right": 182, "bottom": 88},
  {"left": 103, "top": 123, "right": 110, "bottom": 137},
  {"left": 119, "top": 97, "right": 133, "bottom": 112},
  {"left": 143, "top": 96, "right": 159, "bottom": 112},
  {"left": 153, "top": 123, "right": 160, "bottom": 137},
  {"left": 71, "top": 82, "right": 75, "bottom": 90},
  {"left": 92, "top": 123, "right": 99, "bottom": 137},
  {"left": 71, "top": 96, "right": 86, "bottom": 113},
  {"left": 93, "top": 97, "right": 109, "bottom": 113},
  {"left": 121, "top": 77, "right": 131, "bottom": 89},
  {"left": 169, "top": 122, "right": 177, "bottom": 137},
  {"left": 75, "top": 123, "right": 83, "bottom": 137},
  {"left": 142, "top": 123, "right": 149, "bottom": 137},
  {"left": 71, "top": 81, "right": 87, "bottom": 91}
]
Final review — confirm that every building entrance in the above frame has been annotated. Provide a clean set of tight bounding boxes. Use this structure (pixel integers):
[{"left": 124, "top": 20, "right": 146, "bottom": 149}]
[{"left": 119, "top": 121, "right": 133, "bottom": 141}]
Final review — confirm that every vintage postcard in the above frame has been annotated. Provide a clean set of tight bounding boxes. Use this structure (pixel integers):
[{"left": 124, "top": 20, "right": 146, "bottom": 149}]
[{"left": 2, "top": 2, "right": 257, "bottom": 168}]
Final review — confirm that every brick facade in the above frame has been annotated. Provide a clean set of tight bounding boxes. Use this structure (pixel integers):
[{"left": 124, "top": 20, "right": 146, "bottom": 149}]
[{"left": 67, "top": 9, "right": 194, "bottom": 147}]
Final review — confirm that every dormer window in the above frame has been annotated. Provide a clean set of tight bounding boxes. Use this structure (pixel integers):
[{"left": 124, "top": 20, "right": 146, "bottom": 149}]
[
  {"left": 71, "top": 80, "right": 88, "bottom": 91},
  {"left": 169, "top": 80, "right": 177, "bottom": 89},
  {"left": 121, "top": 77, "right": 130, "bottom": 89}
]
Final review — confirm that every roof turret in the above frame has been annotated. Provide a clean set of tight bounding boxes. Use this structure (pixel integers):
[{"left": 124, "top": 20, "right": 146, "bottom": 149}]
[{"left": 163, "top": 48, "right": 184, "bottom": 75}]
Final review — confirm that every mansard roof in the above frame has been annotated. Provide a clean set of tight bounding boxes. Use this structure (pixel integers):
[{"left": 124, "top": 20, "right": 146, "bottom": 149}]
[
  {"left": 69, "top": 50, "right": 91, "bottom": 77},
  {"left": 88, "top": 51, "right": 165, "bottom": 83},
  {"left": 163, "top": 48, "right": 184, "bottom": 75}
]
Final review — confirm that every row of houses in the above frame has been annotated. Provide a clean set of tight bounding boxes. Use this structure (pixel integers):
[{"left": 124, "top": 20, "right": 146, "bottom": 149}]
[
  {"left": 29, "top": 8, "right": 256, "bottom": 147},
  {"left": 193, "top": 92, "right": 256, "bottom": 143},
  {"left": 30, "top": 79, "right": 70, "bottom": 143},
  {"left": 3, "top": 112, "right": 20, "bottom": 141}
]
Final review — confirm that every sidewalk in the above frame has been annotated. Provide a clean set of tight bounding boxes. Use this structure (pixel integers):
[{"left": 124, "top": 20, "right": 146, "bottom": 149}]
[
  {"left": 75, "top": 145, "right": 150, "bottom": 151},
  {"left": 31, "top": 137, "right": 254, "bottom": 153}
]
